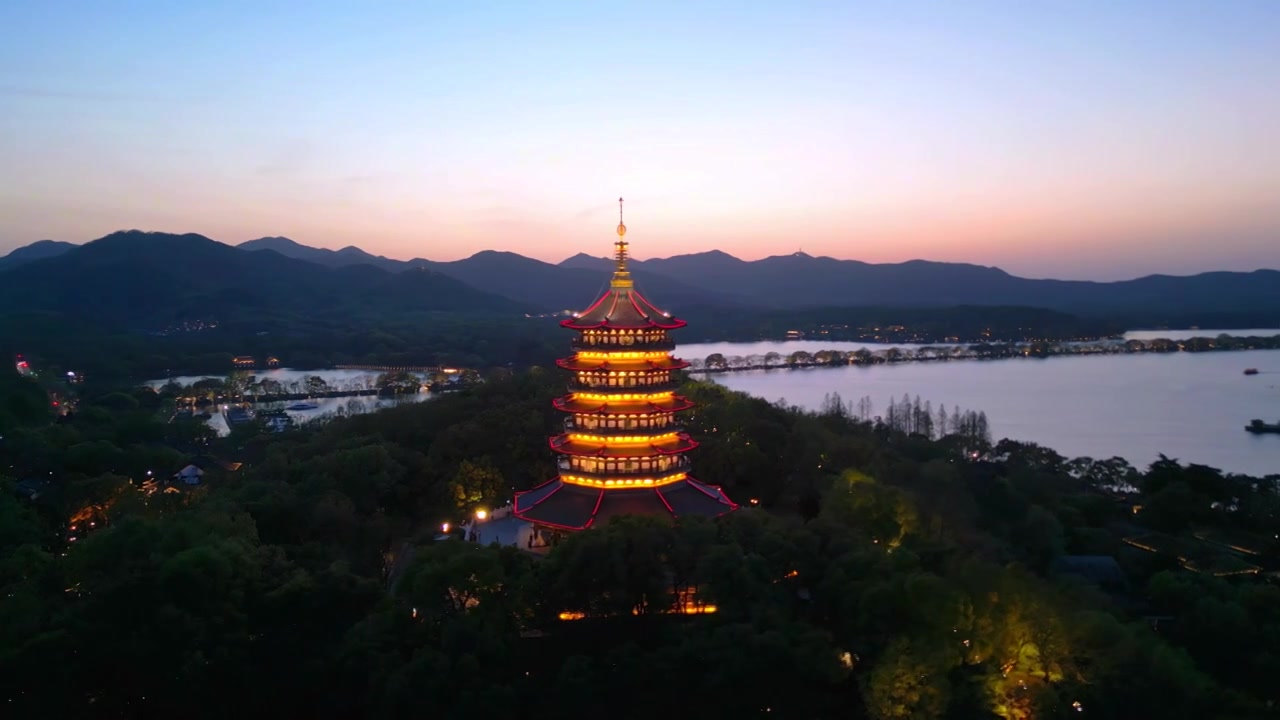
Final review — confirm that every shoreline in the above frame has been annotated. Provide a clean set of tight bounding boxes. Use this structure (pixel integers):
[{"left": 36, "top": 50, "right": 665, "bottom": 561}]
[{"left": 685, "top": 335, "right": 1280, "bottom": 374}]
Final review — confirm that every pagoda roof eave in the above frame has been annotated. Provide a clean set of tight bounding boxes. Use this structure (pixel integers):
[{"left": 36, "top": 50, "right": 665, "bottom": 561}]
[
  {"left": 513, "top": 477, "right": 738, "bottom": 530},
  {"left": 561, "top": 316, "right": 688, "bottom": 331},
  {"left": 555, "top": 357, "right": 690, "bottom": 372},
  {"left": 561, "top": 287, "right": 687, "bottom": 331},
  {"left": 549, "top": 433, "right": 699, "bottom": 457},
  {"left": 552, "top": 395, "right": 696, "bottom": 415}
]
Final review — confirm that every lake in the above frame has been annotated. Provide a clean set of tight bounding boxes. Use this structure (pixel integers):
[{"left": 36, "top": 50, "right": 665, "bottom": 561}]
[
  {"left": 145, "top": 367, "right": 415, "bottom": 391},
  {"left": 204, "top": 393, "right": 433, "bottom": 436},
  {"left": 144, "top": 330, "right": 1280, "bottom": 474},
  {"left": 680, "top": 329, "right": 1280, "bottom": 360},
  {"left": 681, "top": 339, "right": 1280, "bottom": 478}
]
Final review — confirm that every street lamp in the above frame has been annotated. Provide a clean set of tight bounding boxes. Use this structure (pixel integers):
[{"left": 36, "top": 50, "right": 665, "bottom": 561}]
[
  {"left": 441, "top": 522, "right": 450, "bottom": 534},
  {"left": 475, "top": 509, "right": 488, "bottom": 521}
]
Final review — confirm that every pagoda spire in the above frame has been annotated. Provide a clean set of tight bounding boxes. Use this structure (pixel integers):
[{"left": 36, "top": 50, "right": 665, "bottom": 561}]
[{"left": 611, "top": 196, "right": 633, "bottom": 289}]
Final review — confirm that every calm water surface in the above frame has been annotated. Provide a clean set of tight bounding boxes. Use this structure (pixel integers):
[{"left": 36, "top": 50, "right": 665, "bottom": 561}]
[{"left": 682, "top": 341, "right": 1280, "bottom": 477}]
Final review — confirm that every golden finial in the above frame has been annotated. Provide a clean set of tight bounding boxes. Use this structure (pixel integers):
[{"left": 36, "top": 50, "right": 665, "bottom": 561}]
[{"left": 611, "top": 196, "right": 633, "bottom": 289}]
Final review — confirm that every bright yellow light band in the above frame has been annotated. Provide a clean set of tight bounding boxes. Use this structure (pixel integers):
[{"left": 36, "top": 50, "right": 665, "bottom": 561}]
[
  {"left": 566, "top": 432, "right": 678, "bottom": 444},
  {"left": 560, "top": 472, "right": 688, "bottom": 488},
  {"left": 574, "top": 391, "right": 674, "bottom": 402},
  {"left": 576, "top": 351, "right": 672, "bottom": 360},
  {"left": 557, "top": 605, "right": 716, "bottom": 621},
  {"left": 577, "top": 370, "right": 671, "bottom": 377}
]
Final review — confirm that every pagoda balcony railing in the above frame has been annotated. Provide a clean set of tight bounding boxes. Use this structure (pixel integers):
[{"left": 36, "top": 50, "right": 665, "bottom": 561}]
[
  {"left": 557, "top": 456, "right": 692, "bottom": 478},
  {"left": 564, "top": 417, "right": 683, "bottom": 435},
  {"left": 568, "top": 379, "right": 678, "bottom": 394},
  {"left": 571, "top": 337, "right": 675, "bottom": 352}
]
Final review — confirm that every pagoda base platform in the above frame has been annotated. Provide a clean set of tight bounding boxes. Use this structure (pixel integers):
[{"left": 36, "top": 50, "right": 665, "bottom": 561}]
[{"left": 513, "top": 476, "right": 738, "bottom": 531}]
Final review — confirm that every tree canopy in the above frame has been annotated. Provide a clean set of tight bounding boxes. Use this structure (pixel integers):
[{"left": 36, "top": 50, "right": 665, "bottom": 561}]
[{"left": 1, "top": 370, "right": 1277, "bottom": 719}]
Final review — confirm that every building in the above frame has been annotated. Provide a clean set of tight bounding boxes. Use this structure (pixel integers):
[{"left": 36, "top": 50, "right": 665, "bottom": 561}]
[
  {"left": 513, "top": 199, "right": 737, "bottom": 532},
  {"left": 175, "top": 464, "right": 204, "bottom": 485},
  {"left": 232, "top": 356, "right": 256, "bottom": 368}
]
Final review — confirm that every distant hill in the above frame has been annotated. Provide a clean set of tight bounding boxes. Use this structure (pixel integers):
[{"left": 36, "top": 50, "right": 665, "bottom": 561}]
[
  {"left": 239, "top": 236, "right": 412, "bottom": 273},
  {"left": 607, "top": 250, "right": 1280, "bottom": 321},
  {"left": 558, "top": 252, "right": 621, "bottom": 272},
  {"left": 235, "top": 239, "right": 732, "bottom": 311},
  {"left": 0, "top": 231, "right": 523, "bottom": 327},
  {"left": 5, "top": 234, "right": 1277, "bottom": 324},
  {"left": 408, "top": 251, "right": 736, "bottom": 312},
  {"left": 0, "top": 239, "right": 77, "bottom": 271}
]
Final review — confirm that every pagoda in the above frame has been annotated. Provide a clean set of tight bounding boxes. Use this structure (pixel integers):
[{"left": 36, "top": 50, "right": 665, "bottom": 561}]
[{"left": 514, "top": 199, "right": 738, "bottom": 532}]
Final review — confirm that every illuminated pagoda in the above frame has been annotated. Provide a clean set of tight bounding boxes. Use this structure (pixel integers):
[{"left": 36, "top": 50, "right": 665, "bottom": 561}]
[{"left": 514, "top": 198, "right": 738, "bottom": 532}]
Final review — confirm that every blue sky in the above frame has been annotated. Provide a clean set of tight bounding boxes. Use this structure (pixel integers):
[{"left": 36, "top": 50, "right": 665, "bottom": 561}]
[{"left": 1, "top": 0, "right": 1277, "bottom": 279}]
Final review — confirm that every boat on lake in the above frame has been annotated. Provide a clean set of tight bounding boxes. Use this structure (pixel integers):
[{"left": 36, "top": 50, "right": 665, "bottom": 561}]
[
  {"left": 1245, "top": 419, "right": 1280, "bottom": 434},
  {"left": 285, "top": 402, "right": 319, "bottom": 411},
  {"left": 1244, "top": 368, "right": 1259, "bottom": 375}
]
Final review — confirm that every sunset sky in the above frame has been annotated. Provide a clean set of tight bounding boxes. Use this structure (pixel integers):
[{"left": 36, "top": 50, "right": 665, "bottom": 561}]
[{"left": 1, "top": 0, "right": 1278, "bottom": 280}]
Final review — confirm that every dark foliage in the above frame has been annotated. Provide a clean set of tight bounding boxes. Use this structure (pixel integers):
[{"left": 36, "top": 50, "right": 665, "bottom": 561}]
[{"left": 2, "top": 370, "right": 1277, "bottom": 719}]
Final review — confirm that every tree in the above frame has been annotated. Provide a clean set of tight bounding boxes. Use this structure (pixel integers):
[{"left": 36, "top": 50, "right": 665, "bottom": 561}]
[
  {"left": 787, "top": 350, "right": 813, "bottom": 366},
  {"left": 864, "top": 639, "right": 951, "bottom": 720},
  {"left": 448, "top": 458, "right": 506, "bottom": 512},
  {"left": 820, "top": 392, "right": 851, "bottom": 418},
  {"left": 857, "top": 395, "right": 874, "bottom": 422},
  {"left": 376, "top": 370, "right": 421, "bottom": 394},
  {"left": 225, "top": 370, "right": 250, "bottom": 398}
]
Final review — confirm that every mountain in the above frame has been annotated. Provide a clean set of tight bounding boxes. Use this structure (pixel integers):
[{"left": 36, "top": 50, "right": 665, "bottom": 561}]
[
  {"left": 558, "top": 252, "right": 625, "bottom": 272},
  {"left": 0, "top": 239, "right": 77, "bottom": 271},
  {"left": 237, "top": 240, "right": 734, "bottom": 311},
  {"left": 408, "top": 250, "right": 737, "bottom": 312},
  {"left": 0, "top": 231, "right": 522, "bottom": 326},
  {"left": 9, "top": 233, "right": 1276, "bottom": 325},
  {"left": 236, "top": 238, "right": 1280, "bottom": 320},
  {"left": 239, "top": 236, "right": 411, "bottom": 273},
  {"left": 623, "top": 251, "right": 1280, "bottom": 320}
]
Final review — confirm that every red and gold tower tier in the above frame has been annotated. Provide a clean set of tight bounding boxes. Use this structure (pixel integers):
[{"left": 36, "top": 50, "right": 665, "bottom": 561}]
[{"left": 514, "top": 199, "right": 738, "bottom": 531}]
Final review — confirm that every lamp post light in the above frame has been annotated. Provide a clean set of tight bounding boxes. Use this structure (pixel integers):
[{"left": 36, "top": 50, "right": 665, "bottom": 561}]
[{"left": 475, "top": 509, "right": 488, "bottom": 521}]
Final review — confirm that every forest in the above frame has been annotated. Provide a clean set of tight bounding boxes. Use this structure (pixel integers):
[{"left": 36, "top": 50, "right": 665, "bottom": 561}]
[{"left": 2, "top": 364, "right": 1279, "bottom": 719}]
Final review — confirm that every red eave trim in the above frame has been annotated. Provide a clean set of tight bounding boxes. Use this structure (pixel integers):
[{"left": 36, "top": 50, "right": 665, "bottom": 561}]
[
  {"left": 630, "top": 290, "right": 688, "bottom": 329},
  {"left": 514, "top": 478, "right": 566, "bottom": 510},
  {"left": 655, "top": 488, "right": 676, "bottom": 514},
  {"left": 686, "top": 478, "right": 741, "bottom": 511},
  {"left": 515, "top": 510, "right": 594, "bottom": 532},
  {"left": 583, "top": 490, "right": 606, "bottom": 529}
]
